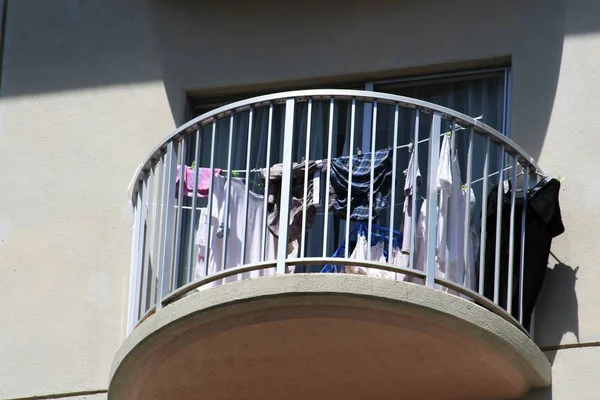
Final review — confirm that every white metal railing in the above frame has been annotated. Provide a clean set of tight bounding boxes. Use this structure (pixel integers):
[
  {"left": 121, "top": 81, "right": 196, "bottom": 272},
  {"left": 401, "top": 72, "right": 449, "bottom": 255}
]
[{"left": 127, "top": 90, "right": 544, "bottom": 334}]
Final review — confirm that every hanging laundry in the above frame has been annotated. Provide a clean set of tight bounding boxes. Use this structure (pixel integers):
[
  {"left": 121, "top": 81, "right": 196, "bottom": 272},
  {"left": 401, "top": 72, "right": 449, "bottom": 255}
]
[
  {"left": 260, "top": 160, "right": 320, "bottom": 243},
  {"left": 344, "top": 233, "right": 394, "bottom": 279},
  {"left": 321, "top": 222, "right": 403, "bottom": 278},
  {"left": 194, "top": 175, "right": 297, "bottom": 288},
  {"left": 176, "top": 166, "right": 221, "bottom": 198},
  {"left": 401, "top": 144, "right": 422, "bottom": 256},
  {"left": 435, "top": 135, "right": 453, "bottom": 273},
  {"left": 410, "top": 200, "right": 428, "bottom": 285},
  {"left": 483, "top": 177, "right": 564, "bottom": 330},
  {"left": 411, "top": 136, "right": 479, "bottom": 293},
  {"left": 441, "top": 136, "right": 479, "bottom": 294},
  {"left": 329, "top": 147, "right": 393, "bottom": 221},
  {"left": 390, "top": 247, "right": 409, "bottom": 282}
]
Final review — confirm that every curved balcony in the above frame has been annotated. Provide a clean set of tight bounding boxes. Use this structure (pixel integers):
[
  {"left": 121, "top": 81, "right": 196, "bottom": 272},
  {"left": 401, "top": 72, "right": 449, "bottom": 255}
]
[{"left": 111, "top": 90, "right": 551, "bottom": 400}]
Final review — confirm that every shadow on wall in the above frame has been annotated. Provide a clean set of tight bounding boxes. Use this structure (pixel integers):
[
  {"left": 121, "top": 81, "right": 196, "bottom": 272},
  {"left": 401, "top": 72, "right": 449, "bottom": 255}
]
[
  {"left": 1, "top": 0, "right": 599, "bottom": 122},
  {"left": 144, "top": 0, "right": 569, "bottom": 131},
  {"left": 510, "top": 0, "right": 600, "bottom": 163},
  {"left": 524, "top": 387, "right": 553, "bottom": 400},
  {"left": 521, "top": 254, "right": 579, "bottom": 400},
  {"left": 535, "top": 253, "right": 580, "bottom": 363},
  {"left": 0, "top": 0, "right": 162, "bottom": 98}
]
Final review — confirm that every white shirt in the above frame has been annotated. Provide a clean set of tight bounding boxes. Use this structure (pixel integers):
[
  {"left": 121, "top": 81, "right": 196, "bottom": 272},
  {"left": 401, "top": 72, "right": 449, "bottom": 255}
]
[
  {"left": 446, "top": 151, "right": 479, "bottom": 293},
  {"left": 436, "top": 135, "right": 453, "bottom": 279},
  {"left": 412, "top": 138, "right": 479, "bottom": 293},
  {"left": 411, "top": 135, "right": 452, "bottom": 289}
]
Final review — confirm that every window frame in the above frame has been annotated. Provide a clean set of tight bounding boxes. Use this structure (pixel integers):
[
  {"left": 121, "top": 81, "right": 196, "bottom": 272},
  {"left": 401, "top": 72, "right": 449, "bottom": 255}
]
[{"left": 188, "top": 67, "right": 511, "bottom": 138}]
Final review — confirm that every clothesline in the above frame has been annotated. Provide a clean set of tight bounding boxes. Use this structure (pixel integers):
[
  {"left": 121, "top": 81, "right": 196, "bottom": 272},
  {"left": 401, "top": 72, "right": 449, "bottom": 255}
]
[
  {"left": 224, "top": 115, "right": 484, "bottom": 174},
  {"left": 471, "top": 165, "right": 548, "bottom": 186}
]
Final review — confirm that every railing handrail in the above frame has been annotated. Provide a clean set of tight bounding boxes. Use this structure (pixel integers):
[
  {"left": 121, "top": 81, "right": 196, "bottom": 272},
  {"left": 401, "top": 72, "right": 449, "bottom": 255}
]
[{"left": 129, "top": 89, "right": 542, "bottom": 203}]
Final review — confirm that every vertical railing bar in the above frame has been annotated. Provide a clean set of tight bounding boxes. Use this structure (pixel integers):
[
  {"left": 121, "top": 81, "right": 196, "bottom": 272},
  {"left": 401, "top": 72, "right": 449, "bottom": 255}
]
[
  {"left": 322, "top": 98, "right": 335, "bottom": 257},
  {"left": 388, "top": 104, "right": 399, "bottom": 261},
  {"left": 446, "top": 122, "right": 456, "bottom": 276},
  {"left": 463, "top": 129, "right": 473, "bottom": 288},
  {"left": 140, "top": 166, "right": 155, "bottom": 314},
  {"left": 493, "top": 146, "right": 506, "bottom": 304},
  {"left": 150, "top": 155, "right": 165, "bottom": 308},
  {"left": 261, "top": 104, "right": 274, "bottom": 261},
  {"left": 187, "top": 128, "right": 201, "bottom": 283},
  {"left": 344, "top": 99, "right": 357, "bottom": 259},
  {"left": 361, "top": 95, "right": 373, "bottom": 154},
  {"left": 276, "top": 98, "right": 296, "bottom": 274},
  {"left": 367, "top": 101, "right": 378, "bottom": 259},
  {"left": 300, "top": 98, "right": 313, "bottom": 258},
  {"left": 221, "top": 114, "right": 235, "bottom": 271},
  {"left": 478, "top": 136, "right": 490, "bottom": 295},
  {"left": 172, "top": 139, "right": 186, "bottom": 291},
  {"left": 158, "top": 142, "right": 178, "bottom": 309},
  {"left": 518, "top": 166, "right": 530, "bottom": 325},
  {"left": 241, "top": 107, "right": 254, "bottom": 264},
  {"left": 408, "top": 110, "right": 420, "bottom": 270},
  {"left": 507, "top": 155, "right": 518, "bottom": 313},
  {"left": 127, "top": 183, "right": 143, "bottom": 332},
  {"left": 133, "top": 181, "right": 147, "bottom": 325},
  {"left": 425, "top": 112, "right": 442, "bottom": 288},
  {"left": 529, "top": 170, "right": 539, "bottom": 338},
  {"left": 203, "top": 123, "right": 217, "bottom": 277}
]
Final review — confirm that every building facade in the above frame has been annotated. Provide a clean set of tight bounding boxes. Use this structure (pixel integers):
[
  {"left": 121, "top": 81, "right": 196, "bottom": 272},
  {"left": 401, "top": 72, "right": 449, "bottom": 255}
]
[{"left": 1, "top": 1, "right": 598, "bottom": 399}]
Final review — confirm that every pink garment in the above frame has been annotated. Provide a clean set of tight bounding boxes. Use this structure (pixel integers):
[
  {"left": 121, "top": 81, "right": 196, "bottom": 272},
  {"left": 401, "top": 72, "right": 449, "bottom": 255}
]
[{"left": 176, "top": 166, "right": 221, "bottom": 198}]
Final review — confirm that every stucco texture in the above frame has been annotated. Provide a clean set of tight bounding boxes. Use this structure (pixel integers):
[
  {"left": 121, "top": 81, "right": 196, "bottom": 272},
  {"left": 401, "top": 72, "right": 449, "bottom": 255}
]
[{"left": 0, "top": 1, "right": 174, "bottom": 398}]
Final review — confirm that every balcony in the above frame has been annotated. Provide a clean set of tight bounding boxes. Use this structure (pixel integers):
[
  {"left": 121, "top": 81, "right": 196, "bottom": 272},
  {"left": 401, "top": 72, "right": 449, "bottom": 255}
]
[{"left": 110, "top": 90, "right": 551, "bottom": 400}]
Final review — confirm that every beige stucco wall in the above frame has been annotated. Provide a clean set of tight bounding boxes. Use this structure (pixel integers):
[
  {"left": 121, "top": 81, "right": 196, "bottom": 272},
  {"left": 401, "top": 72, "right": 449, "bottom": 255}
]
[
  {"left": 1, "top": 0, "right": 598, "bottom": 399},
  {"left": 0, "top": 1, "right": 174, "bottom": 399}
]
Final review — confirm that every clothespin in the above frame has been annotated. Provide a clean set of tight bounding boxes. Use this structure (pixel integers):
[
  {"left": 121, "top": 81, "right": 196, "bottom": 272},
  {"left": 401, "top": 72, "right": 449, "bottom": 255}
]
[
  {"left": 357, "top": 147, "right": 362, "bottom": 156},
  {"left": 191, "top": 161, "right": 196, "bottom": 169},
  {"left": 557, "top": 175, "right": 565, "bottom": 183}
]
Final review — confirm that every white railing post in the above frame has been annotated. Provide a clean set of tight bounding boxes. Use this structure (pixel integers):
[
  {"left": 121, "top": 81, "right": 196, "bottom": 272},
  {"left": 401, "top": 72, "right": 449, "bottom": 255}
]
[
  {"left": 127, "top": 184, "right": 143, "bottom": 334},
  {"left": 425, "top": 112, "right": 441, "bottom": 288},
  {"left": 277, "top": 98, "right": 296, "bottom": 274},
  {"left": 157, "top": 141, "right": 178, "bottom": 310},
  {"left": 172, "top": 138, "right": 186, "bottom": 292}
]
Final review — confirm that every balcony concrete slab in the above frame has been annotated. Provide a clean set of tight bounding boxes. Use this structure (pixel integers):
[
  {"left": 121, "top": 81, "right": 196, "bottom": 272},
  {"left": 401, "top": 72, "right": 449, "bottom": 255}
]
[{"left": 110, "top": 274, "right": 550, "bottom": 400}]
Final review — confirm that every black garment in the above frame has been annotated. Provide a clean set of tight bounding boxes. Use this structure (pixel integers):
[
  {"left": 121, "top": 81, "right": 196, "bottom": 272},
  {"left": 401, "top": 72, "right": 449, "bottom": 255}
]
[{"left": 483, "top": 177, "right": 564, "bottom": 331}]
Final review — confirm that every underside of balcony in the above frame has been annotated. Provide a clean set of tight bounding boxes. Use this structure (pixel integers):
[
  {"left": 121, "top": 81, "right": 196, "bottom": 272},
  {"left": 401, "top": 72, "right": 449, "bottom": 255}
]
[{"left": 109, "top": 274, "right": 550, "bottom": 400}]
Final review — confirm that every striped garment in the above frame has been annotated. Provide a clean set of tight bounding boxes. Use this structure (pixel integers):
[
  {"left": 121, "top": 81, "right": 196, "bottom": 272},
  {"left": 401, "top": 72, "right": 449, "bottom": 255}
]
[{"left": 329, "top": 147, "right": 393, "bottom": 221}]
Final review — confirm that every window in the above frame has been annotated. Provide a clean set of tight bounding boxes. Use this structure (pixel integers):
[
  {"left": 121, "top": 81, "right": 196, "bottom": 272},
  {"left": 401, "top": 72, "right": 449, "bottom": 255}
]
[{"left": 175, "top": 68, "right": 509, "bottom": 286}]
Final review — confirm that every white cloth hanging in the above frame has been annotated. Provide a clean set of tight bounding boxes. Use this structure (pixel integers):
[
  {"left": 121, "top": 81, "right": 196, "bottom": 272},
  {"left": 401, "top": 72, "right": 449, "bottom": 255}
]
[
  {"left": 391, "top": 247, "right": 409, "bottom": 282},
  {"left": 195, "top": 176, "right": 297, "bottom": 288},
  {"left": 344, "top": 233, "right": 398, "bottom": 280},
  {"left": 401, "top": 145, "right": 422, "bottom": 255},
  {"left": 436, "top": 135, "right": 453, "bottom": 282},
  {"left": 411, "top": 136, "right": 479, "bottom": 294},
  {"left": 447, "top": 149, "right": 479, "bottom": 294}
]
